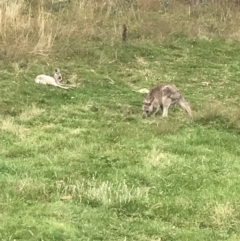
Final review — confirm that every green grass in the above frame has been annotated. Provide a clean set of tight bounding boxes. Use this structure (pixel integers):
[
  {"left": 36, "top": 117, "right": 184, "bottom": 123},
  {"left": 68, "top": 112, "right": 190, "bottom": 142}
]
[{"left": 1, "top": 39, "right": 240, "bottom": 241}]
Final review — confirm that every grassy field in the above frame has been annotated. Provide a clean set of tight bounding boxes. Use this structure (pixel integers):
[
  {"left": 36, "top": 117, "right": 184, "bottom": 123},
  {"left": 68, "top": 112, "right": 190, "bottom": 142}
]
[
  {"left": 1, "top": 39, "right": 240, "bottom": 241},
  {"left": 1, "top": 1, "right": 240, "bottom": 241}
]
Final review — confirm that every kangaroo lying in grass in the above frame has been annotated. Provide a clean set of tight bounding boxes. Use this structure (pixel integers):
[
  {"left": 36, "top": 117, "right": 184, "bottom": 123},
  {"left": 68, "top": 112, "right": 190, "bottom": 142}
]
[
  {"left": 35, "top": 68, "right": 72, "bottom": 90},
  {"left": 142, "top": 83, "right": 192, "bottom": 118}
]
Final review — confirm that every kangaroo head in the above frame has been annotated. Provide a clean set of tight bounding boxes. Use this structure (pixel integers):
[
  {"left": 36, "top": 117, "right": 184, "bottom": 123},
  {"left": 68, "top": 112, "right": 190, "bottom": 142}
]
[
  {"left": 142, "top": 97, "right": 154, "bottom": 118},
  {"left": 54, "top": 68, "right": 62, "bottom": 83}
]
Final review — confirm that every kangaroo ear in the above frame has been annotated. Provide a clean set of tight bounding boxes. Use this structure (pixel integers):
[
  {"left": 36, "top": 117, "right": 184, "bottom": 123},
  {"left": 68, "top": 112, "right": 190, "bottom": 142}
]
[
  {"left": 55, "top": 68, "right": 60, "bottom": 73},
  {"left": 150, "top": 96, "right": 154, "bottom": 103}
]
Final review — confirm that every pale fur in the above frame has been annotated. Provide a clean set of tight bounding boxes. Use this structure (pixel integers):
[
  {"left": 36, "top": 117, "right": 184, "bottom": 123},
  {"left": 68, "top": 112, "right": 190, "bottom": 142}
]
[
  {"left": 142, "top": 83, "right": 192, "bottom": 118},
  {"left": 34, "top": 68, "right": 71, "bottom": 90}
]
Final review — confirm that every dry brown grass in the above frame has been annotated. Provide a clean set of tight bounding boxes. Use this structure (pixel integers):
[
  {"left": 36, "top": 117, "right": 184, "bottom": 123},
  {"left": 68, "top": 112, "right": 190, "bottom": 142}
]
[
  {"left": 145, "top": 146, "right": 173, "bottom": 169},
  {"left": 211, "top": 202, "right": 235, "bottom": 228},
  {"left": 0, "top": 117, "right": 28, "bottom": 139},
  {"left": 1, "top": 0, "right": 240, "bottom": 60},
  {"left": 193, "top": 101, "right": 240, "bottom": 133},
  {"left": 0, "top": 0, "right": 56, "bottom": 59},
  {"left": 19, "top": 104, "right": 45, "bottom": 122}
]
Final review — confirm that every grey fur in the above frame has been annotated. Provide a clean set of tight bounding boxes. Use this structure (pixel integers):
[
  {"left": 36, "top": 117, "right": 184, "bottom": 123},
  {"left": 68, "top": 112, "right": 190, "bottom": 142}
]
[{"left": 142, "top": 83, "right": 192, "bottom": 118}]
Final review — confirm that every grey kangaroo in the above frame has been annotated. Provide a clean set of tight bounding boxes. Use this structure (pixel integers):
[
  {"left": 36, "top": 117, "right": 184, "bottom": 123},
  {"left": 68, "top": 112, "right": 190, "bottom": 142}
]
[{"left": 142, "top": 83, "right": 192, "bottom": 118}]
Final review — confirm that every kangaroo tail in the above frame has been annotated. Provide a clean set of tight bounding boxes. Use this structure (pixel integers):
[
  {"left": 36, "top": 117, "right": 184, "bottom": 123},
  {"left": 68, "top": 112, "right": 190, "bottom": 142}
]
[
  {"left": 179, "top": 98, "right": 192, "bottom": 116},
  {"left": 58, "top": 85, "right": 71, "bottom": 90}
]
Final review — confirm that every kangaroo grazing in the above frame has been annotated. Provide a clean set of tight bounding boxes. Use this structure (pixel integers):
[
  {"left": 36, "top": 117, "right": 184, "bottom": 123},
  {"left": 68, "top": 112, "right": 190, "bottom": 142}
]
[
  {"left": 34, "top": 68, "right": 72, "bottom": 90},
  {"left": 142, "top": 83, "right": 192, "bottom": 118}
]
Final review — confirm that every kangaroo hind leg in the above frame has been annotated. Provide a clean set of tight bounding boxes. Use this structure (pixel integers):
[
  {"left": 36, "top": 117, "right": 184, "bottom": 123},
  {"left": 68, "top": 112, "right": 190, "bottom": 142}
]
[{"left": 162, "top": 97, "right": 172, "bottom": 117}]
